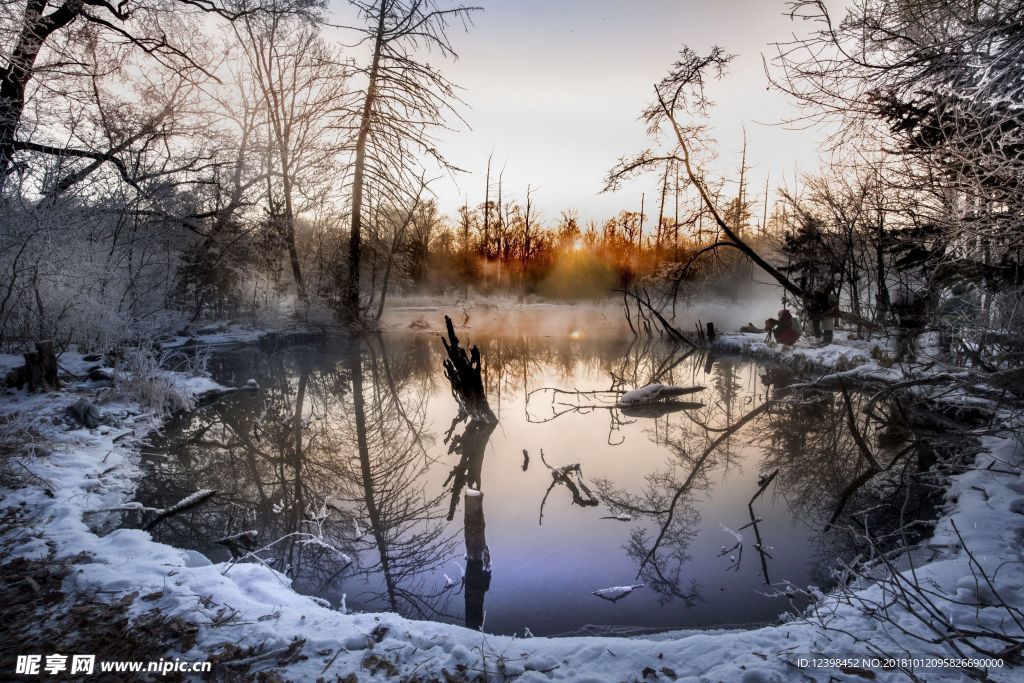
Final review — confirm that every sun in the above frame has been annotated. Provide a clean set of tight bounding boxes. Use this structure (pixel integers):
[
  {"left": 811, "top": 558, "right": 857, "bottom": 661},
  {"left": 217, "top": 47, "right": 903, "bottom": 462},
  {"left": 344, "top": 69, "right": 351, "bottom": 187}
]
[{"left": 573, "top": 240, "right": 583, "bottom": 251}]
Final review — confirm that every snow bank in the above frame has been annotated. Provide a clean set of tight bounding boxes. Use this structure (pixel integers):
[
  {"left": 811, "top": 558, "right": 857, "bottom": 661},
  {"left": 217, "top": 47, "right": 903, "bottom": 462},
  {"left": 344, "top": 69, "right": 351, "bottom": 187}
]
[{"left": 713, "top": 330, "right": 878, "bottom": 372}]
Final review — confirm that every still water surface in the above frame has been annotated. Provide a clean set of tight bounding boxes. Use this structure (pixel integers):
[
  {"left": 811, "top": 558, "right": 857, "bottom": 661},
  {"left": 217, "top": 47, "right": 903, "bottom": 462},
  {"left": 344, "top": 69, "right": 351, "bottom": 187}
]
[{"left": 134, "top": 327, "right": 911, "bottom": 636}]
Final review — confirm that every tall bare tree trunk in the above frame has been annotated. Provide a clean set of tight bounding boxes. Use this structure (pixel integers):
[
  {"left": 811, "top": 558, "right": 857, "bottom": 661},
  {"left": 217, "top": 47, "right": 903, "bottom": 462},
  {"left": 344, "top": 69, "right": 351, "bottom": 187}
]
[
  {"left": 656, "top": 163, "right": 668, "bottom": 252},
  {"left": 482, "top": 151, "right": 491, "bottom": 261},
  {"left": 343, "top": 2, "right": 387, "bottom": 324}
]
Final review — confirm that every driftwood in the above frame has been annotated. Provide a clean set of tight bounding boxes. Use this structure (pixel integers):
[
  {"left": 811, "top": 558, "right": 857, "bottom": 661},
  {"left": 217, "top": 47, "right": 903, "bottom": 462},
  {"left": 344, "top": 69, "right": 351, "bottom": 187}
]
[
  {"left": 592, "top": 584, "right": 644, "bottom": 603},
  {"left": 536, "top": 449, "right": 600, "bottom": 525},
  {"left": 616, "top": 383, "right": 704, "bottom": 407}
]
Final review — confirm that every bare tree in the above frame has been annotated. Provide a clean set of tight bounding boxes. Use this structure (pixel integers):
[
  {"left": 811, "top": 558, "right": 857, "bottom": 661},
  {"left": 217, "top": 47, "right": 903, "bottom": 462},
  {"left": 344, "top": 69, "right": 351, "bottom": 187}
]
[
  {"left": 606, "top": 46, "right": 805, "bottom": 299},
  {"left": 231, "top": 9, "right": 349, "bottom": 303},
  {"left": 340, "top": 0, "right": 478, "bottom": 324}
]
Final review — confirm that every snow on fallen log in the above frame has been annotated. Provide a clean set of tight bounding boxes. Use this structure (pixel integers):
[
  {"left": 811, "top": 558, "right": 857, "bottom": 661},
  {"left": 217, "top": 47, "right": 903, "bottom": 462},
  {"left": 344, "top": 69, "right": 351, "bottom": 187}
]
[
  {"left": 616, "top": 383, "right": 704, "bottom": 407},
  {"left": 83, "top": 501, "right": 160, "bottom": 515},
  {"left": 144, "top": 488, "right": 216, "bottom": 530},
  {"left": 298, "top": 536, "right": 353, "bottom": 562},
  {"left": 592, "top": 584, "right": 644, "bottom": 603}
]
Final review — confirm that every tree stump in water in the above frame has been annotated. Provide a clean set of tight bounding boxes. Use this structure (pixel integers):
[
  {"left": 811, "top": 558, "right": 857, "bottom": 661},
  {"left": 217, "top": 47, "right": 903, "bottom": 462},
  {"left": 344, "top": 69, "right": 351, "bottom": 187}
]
[
  {"left": 442, "top": 315, "right": 493, "bottom": 420},
  {"left": 464, "top": 489, "right": 490, "bottom": 631},
  {"left": 464, "top": 489, "right": 487, "bottom": 561},
  {"left": 22, "top": 341, "right": 60, "bottom": 392}
]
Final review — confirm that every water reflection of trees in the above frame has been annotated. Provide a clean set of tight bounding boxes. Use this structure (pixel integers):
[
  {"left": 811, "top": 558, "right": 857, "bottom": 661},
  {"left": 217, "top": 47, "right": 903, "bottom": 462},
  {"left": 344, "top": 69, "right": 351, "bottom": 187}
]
[
  {"left": 757, "top": 377, "right": 943, "bottom": 572},
  {"left": 136, "top": 332, "right": 954, "bottom": 630},
  {"left": 595, "top": 398, "right": 765, "bottom": 606},
  {"left": 591, "top": 345, "right": 946, "bottom": 608},
  {"left": 523, "top": 339, "right": 703, "bottom": 445},
  {"left": 137, "top": 338, "right": 458, "bottom": 620}
]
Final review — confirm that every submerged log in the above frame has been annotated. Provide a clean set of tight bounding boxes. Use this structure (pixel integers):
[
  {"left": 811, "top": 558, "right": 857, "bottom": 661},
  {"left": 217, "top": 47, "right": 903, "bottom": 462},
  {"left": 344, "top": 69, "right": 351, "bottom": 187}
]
[{"left": 616, "top": 383, "right": 704, "bottom": 407}]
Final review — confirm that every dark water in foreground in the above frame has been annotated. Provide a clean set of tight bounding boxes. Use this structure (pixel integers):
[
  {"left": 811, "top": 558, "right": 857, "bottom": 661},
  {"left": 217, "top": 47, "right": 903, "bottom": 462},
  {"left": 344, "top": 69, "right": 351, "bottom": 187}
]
[{"left": 133, "top": 330, "right": 924, "bottom": 636}]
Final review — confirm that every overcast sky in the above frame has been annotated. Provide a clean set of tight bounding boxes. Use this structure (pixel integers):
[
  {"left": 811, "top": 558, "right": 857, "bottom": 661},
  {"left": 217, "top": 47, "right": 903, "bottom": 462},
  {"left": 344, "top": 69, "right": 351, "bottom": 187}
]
[{"left": 332, "top": 0, "right": 838, "bottom": 227}]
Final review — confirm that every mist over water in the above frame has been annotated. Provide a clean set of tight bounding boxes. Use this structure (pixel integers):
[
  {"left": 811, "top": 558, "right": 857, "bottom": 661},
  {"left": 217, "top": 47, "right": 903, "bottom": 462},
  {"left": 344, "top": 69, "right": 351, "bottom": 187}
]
[{"left": 380, "top": 286, "right": 788, "bottom": 342}]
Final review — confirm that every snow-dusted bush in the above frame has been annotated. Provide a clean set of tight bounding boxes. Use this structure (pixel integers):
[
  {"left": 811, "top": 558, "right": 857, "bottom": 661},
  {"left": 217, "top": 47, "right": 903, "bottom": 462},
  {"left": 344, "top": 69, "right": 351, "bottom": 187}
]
[
  {"left": 109, "top": 345, "right": 209, "bottom": 415},
  {"left": 0, "top": 409, "right": 52, "bottom": 490}
]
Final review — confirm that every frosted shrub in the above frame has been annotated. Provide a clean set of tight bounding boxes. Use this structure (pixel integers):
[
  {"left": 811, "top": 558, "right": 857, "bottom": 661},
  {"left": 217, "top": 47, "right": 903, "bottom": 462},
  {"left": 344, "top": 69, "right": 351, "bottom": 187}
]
[
  {"left": 110, "top": 345, "right": 208, "bottom": 415},
  {"left": 0, "top": 409, "right": 52, "bottom": 489}
]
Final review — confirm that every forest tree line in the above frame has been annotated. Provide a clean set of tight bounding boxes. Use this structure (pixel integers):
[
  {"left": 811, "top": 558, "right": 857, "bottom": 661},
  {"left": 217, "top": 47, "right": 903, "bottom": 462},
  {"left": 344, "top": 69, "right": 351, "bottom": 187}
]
[{"left": 0, "top": 0, "right": 1021, "bottom": 359}]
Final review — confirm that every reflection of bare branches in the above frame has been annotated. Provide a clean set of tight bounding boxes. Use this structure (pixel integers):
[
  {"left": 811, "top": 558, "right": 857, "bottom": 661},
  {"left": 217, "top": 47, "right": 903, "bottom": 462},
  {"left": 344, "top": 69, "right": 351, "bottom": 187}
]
[
  {"left": 344, "top": 345, "right": 458, "bottom": 619},
  {"left": 523, "top": 386, "right": 635, "bottom": 445},
  {"left": 635, "top": 402, "right": 769, "bottom": 575},
  {"left": 442, "top": 414, "right": 497, "bottom": 521},
  {"left": 535, "top": 449, "right": 600, "bottom": 525},
  {"left": 594, "top": 398, "right": 767, "bottom": 605}
]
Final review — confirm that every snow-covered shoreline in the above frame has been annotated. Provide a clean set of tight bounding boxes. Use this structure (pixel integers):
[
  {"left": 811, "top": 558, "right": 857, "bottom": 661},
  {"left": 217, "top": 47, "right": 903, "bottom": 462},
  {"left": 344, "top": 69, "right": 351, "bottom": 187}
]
[{"left": 3, "top": 333, "right": 1022, "bottom": 681}]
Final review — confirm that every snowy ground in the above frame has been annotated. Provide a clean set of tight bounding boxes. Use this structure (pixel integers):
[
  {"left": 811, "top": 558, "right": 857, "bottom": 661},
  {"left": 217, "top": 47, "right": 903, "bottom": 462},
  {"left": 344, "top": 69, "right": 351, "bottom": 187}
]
[
  {"left": 713, "top": 330, "right": 883, "bottom": 374},
  {"left": 2, "top": 330, "right": 1022, "bottom": 681}
]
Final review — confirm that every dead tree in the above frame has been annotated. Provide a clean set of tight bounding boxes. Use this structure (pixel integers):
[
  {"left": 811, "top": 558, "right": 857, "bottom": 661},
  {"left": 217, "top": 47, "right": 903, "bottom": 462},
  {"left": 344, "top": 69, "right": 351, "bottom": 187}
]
[
  {"left": 438, "top": 315, "right": 496, "bottom": 629},
  {"left": 604, "top": 47, "right": 805, "bottom": 301},
  {"left": 441, "top": 315, "right": 494, "bottom": 421},
  {"left": 440, "top": 316, "right": 497, "bottom": 520},
  {"left": 341, "top": 1, "right": 478, "bottom": 324}
]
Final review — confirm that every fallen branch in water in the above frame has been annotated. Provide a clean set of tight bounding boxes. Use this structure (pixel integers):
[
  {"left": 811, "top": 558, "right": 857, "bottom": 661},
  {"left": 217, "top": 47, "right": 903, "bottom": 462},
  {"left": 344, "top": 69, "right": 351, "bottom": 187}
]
[
  {"left": 746, "top": 470, "right": 777, "bottom": 584},
  {"left": 144, "top": 489, "right": 216, "bottom": 531},
  {"left": 536, "top": 449, "right": 600, "bottom": 525},
  {"left": 614, "top": 288, "right": 695, "bottom": 347},
  {"left": 592, "top": 584, "right": 644, "bottom": 603}
]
